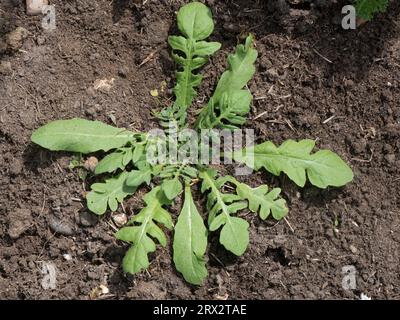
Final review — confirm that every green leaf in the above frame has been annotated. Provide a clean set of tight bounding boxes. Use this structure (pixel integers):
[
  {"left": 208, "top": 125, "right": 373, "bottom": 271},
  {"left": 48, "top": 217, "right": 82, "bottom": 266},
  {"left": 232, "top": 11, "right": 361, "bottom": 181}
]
[
  {"left": 126, "top": 164, "right": 153, "bottom": 187},
  {"left": 199, "top": 169, "right": 249, "bottom": 256},
  {"left": 212, "top": 35, "right": 258, "bottom": 104},
  {"left": 210, "top": 216, "right": 249, "bottom": 257},
  {"left": 234, "top": 181, "right": 288, "bottom": 220},
  {"left": 177, "top": 2, "right": 215, "bottom": 41},
  {"left": 158, "top": 2, "right": 220, "bottom": 127},
  {"left": 116, "top": 187, "right": 173, "bottom": 274},
  {"left": 231, "top": 139, "right": 354, "bottom": 188},
  {"left": 132, "top": 144, "right": 145, "bottom": 163},
  {"left": 161, "top": 178, "right": 183, "bottom": 200},
  {"left": 197, "top": 90, "right": 252, "bottom": 129},
  {"left": 31, "top": 118, "right": 134, "bottom": 153},
  {"left": 355, "top": 0, "right": 389, "bottom": 20},
  {"left": 95, "top": 151, "right": 125, "bottom": 174},
  {"left": 196, "top": 35, "right": 257, "bottom": 129},
  {"left": 87, "top": 171, "right": 136, "bottom": 215},
  {"left": 173, "top": 185, "right": 208, "bottom": 285}
]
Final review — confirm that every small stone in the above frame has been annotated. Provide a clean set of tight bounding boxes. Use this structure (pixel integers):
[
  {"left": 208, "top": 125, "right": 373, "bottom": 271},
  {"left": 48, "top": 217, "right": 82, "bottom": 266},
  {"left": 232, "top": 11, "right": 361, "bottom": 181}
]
[
  {"left": 112, "top": 213, "right": 128, "bottom": 228},
  {"left": 0, "top": 61, "right": 12, "bottom": 75},
  {"left": 8, "top": 208, "right": 32, "bottom": 239},
  {"left": 99, "top": 284, "right": 109, "bottom": 295},
  {"left": 83, "top": 156, "right": 98, "bottom": 172},
  {"left": 48, "top": 216, "right": 75, "bottom": 236},
  {"left": 349, "top": 245, "right": 358, "bottom": 254},
  {"left": 26, "top": 0, "right": 49, "bottom": 15},
  {"left": 93, "top": 78, "right": 115, "bottom": 92},
  {"left": 63, "top": 253, "right": 72, "bottom": 261},
  {"left": 79, "top": 211, "right": 98, "bottom": 227},
  {"left": 6, "top": 27, "right": 29, "bottom": 51}
]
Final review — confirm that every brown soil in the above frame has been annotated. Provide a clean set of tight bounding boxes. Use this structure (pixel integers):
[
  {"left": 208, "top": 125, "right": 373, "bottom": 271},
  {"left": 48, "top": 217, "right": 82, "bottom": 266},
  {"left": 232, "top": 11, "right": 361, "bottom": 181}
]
[{"left": 1, "top": 0, "right": 399, "bottom": 300}]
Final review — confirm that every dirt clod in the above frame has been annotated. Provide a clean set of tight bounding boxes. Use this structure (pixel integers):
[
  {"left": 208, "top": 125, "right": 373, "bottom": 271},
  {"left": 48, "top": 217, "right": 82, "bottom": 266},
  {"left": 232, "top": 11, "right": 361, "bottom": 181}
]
[
  {"left": 48, "top": 216, "right": 75, "bottom": 236},
  {"left": 7, "top": 208, "right": 32, "bottom": 239},
  {"left": 0, "top": 61, "right": 12, "bottom": 75},
  {"left": 78, "top": 211, "right": 99, "bottom": 227},
  {"left": 6, "top": 27, "right": 29, "bottom": 51}
]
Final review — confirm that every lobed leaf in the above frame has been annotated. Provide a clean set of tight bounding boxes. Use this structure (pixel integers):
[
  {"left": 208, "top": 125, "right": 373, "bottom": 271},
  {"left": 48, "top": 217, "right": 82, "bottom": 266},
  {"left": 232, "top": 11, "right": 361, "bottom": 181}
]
[
  {"left": 173, "top": 185, "right": 208, "bottom": 285},
  {"left": 195, "top": 35, "right": 257, "bottom": 129},
  {"left": 116, "top": 187, "right": 173, "bottom": 274},
  {"left": 234, "top": 181, "right": 288, "bottom": 220},
  {"left": 211, "top": 35, "right": 258, "bottom": 105},
  {"left": 231, "top": 139, "right": 354, "bottom": 188},
  {"left": 125, "top": 161, "right": 153, "bottom": 187},
  {"left": 95, "top": 148, "right": 130, "bottom": 174},
  {"left": 87, "top": 171, "right": 136, "bottom": 215},
  {"left": 199, "top": 169, "right": 249, "bottom": 256},
  {"left": 31, "top": 118, "right": 134, "bottom": 153},
  {"left": 159, "top": 2, "right": 221, "bottom": 127}
]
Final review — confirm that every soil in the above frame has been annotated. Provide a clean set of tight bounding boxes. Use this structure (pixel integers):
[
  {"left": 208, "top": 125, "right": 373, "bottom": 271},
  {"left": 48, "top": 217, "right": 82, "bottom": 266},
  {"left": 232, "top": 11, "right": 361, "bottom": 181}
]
[{"left": 0, "top": 0, "right": 399, "bottom": 300}]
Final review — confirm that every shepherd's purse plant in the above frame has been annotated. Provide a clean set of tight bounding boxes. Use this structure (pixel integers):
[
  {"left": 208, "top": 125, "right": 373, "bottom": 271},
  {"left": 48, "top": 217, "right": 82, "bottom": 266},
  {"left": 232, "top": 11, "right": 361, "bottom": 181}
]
[{"left": 31, "top": 2, "right": 353, "bottom": 285}]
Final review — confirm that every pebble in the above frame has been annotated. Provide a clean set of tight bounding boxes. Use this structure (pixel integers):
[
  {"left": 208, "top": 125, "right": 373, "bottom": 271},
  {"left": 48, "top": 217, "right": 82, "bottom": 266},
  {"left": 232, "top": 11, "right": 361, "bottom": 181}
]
[
  {"left": 112, "top": 213, "right": 128, "bottom": 228},
  {"left": 83, "top": 156, "right": 98, "bottom": 172},
  {"left": 63, "top": 253, "right": 72, "bottom": 261},
  {"left": 48, "top": 216, "right": 75, "bottom": 236},
  {"left": 349, "top": 245, "right": 358, "bottom": 254},
  {"left": 26, "top": 0, "right": 49, "bottom": 15}
]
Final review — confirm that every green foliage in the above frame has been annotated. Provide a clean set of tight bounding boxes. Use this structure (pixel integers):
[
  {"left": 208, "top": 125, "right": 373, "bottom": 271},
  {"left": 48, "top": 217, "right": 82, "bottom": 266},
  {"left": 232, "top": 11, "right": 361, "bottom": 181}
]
[
  {"left": 231, "top": 139, "right": 354, "bottom": 188},
  {"left": 199, "top": 169, "right": 249, "bottom": 256},
  {"left": 95, "top": 143, "right": 145, "bottom": 174},
  {"left": 115, "top": 187, "right": 173, "bottom": 274},
  {"left": 31, "top": 118, "right": 136, "bottom": 153},
  {"left": 231, "top": 178, "right": 288, "bottom": 220},
  {"left": 195, "top": 35, "right": 257, "bottom": 129},
  {"left": 158, "top": 2, "right": 221, "bottom": 127},
  {"left": 355, "top": 0, "right": 389, "bottom": 20},
  {"left": 30, "top": 2, "right": 353, "bottom": 286},
  {"left": 173, "top": 184, "right": 208, "bottom": 285},
  {"left": 161, "top": 177, "right": 183, "bottom": 200},
  {"left": 87, "top": 171, "right": 137, "bottom": 215}
]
